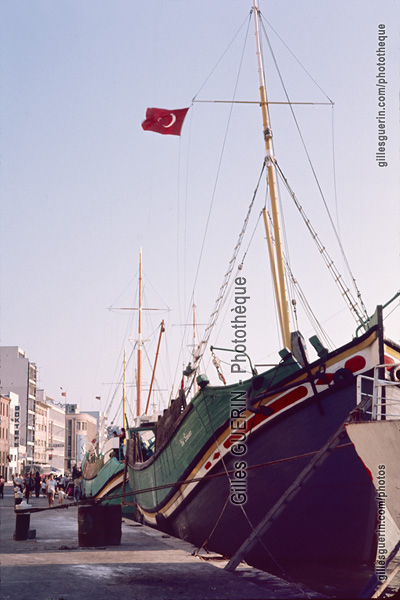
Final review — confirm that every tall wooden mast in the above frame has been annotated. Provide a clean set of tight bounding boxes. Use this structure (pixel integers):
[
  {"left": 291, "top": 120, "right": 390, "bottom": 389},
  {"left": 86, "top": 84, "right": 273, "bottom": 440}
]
[
  {"left": 253, "top": 0, "right": 291, "bottom": 351},
  {"left": 137, "top": 248, "right": 143, "bottom": 416},
  {"left": 123, "top": 348, "right": 127, "bottom": 428}
]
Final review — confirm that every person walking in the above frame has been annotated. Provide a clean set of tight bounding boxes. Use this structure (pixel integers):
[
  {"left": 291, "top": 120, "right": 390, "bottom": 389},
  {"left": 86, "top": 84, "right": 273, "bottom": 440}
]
[
  {"left": 58, "top": 486, "right": 65, "bottom": 505},
  {"left": 16, "top": 473, "right": 24, "bottom": 492},
  {"left": 46, "top": 474, "right": 57, "bottom": 507},
  {"left": 24, "top": 473, "right": 32, "bottom": 502},
  {"left": 34, "top": 472, "right": 41, "bottom": 498},
  {"left": 74, "top": 472, "right": 82, "bottom": 502},
  {"left": 0, "top": 475, "right": 5, "bottom": 499}
]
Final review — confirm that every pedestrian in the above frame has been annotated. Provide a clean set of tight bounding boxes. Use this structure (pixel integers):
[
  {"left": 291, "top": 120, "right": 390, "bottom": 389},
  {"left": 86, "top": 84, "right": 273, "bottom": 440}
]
[
  {"left": 58, "top": 486, "right": 65, "bottom": 505},
  {"left": 119, "top": 427, "right": 126, "bottom": 459},
  {"left": 119, "top": 427, "right": 126, "bottom": 445},
  {"left": 74, "top": 472, "right": 82, "bottom": 502},
  {"left": 24, "top": 473, "right": 32, "bottom": 502},
  {"left": 34, "top": 471, "right": 41, "bottom": 498},
  {"left": 16, "top": 473, "right": 24, "bottom": 492},
  {"left": 0, "top": 475, "right": 4, "bottom": 499},
  {"left": 46, "top": 474, "right": 57, "bottom": 507}
]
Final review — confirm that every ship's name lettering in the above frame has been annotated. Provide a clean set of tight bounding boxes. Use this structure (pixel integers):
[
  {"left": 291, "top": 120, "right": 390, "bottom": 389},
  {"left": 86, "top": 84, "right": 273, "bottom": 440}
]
[{"left": 179, "top": 431, "right": 192, "bottom": 447}]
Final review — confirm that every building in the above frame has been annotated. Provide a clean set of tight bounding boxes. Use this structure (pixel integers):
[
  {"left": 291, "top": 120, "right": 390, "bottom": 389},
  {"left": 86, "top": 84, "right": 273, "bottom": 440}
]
[
  {"left": 64, "top": 404, "right": 97, "bottom": 472},
  {"left": 0, "top": 346, "right": 37, "bottom": 469},
  {"left": 0, "top": 395, "right": 11, "bottom": 480},
  {"left": 47, "top": 397, "right": 66, "bottom": 473},
  {"left": 34, "top": 394, "right": 49, "bottom": 468},
  {"left": 34, "top": 390, "right": 66, "bottom": 473},
  {"left": 85, "top": 410, "right": 108, "bottom": 451},
  {"left": 7, "top": 391, "right": 20, "bottom": 478}
]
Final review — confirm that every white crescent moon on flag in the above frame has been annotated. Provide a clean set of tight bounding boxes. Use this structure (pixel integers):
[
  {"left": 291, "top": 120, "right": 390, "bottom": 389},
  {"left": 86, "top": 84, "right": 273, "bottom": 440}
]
[{"left": 162, "top": 113, "right": 176, "bottom": 128}]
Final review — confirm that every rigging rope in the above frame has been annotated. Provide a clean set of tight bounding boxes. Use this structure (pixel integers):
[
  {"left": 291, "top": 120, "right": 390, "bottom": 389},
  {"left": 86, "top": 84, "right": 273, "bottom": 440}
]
[
  {"left": 264, "top": 207, "right": 334, "bottom": 350},
  {"left": 273, "top": 158, "right": 369, "bottom": 329},
  {"left": 189, "top": 162, "right": 266, "bottom": 383},
  {"left": 259, "top": 14, "right": 369, "bottom": 326}
]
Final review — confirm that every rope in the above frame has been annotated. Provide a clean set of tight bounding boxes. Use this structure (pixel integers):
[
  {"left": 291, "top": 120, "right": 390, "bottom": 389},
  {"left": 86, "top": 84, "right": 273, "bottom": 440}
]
[
  {"left": 187, "top": 161, "right": 266, "bottom": 390},
  {"left": 95, "top": 442, "right": 352, "bottom": 504},
  {"left": 274, "top": 158, "right": 369, "bottom": 329},
  {"left": 259, "top": 15, "right": 369, "bottom": 328}
]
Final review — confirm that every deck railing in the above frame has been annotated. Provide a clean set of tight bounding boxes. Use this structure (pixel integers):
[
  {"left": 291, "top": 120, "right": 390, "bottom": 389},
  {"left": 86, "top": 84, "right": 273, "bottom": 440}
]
[{"left": 357, "top": 362, "right": 400, "bottom": 420}]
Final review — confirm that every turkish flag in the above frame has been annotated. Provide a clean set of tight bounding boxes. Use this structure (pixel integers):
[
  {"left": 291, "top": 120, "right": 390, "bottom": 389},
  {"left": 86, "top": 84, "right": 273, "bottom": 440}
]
[{"left": 141, "top": 107, "right": 189, "bottom": 136}]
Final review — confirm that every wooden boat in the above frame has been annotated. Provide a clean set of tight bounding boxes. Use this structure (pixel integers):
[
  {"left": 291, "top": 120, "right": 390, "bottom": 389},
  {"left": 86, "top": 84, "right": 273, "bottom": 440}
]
[
  {"left": 125, "top": 1, "right": 400, "bottom": 595},
  {"left": 81, "top": 349, "right": 135, "bottom": 519},
  {"left": 82, "top": 250, "right": 164, "bottom": 520}
]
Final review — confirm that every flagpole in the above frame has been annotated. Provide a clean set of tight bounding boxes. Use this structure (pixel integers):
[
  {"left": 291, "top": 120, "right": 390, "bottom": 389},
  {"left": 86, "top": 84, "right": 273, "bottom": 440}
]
[{"left": 253, "top": 0, "right": 291, "bottom": 351}]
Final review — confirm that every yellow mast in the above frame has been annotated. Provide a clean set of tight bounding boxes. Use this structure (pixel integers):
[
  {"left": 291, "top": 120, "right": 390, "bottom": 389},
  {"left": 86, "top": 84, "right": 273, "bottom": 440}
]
[
  {"left": 145, "top": 319, "right": 165, "bottom": 414},
  {"left": 123, "top": 348, "right": 126, "bottom": 428},
  {"left": 253, "top": 0, "right": 291, "bottom": 350}
]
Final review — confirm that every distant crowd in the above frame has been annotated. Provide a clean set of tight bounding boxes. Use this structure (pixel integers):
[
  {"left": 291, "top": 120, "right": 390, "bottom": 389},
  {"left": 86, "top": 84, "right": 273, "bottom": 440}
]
[{"left": 12, "top": 467, "right": 84, "bottom": 508}]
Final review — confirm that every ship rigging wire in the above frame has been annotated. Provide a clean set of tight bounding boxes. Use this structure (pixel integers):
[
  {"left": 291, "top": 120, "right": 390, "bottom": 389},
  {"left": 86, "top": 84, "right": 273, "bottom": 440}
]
[
  {"left": 173, "top": 15, "right": 255, "bottom": 393},
  {"left": 187, "top": 14, "right": 252, "bottom": 316},
  {"left": 259, "top": 15, "right": 369, "bottom": 325}
]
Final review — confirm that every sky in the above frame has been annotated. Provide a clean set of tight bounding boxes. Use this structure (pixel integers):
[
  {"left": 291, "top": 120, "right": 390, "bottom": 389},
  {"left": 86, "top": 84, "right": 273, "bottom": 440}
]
[{"left": 1, "top": 0, "right": 399, "bottom": 426}]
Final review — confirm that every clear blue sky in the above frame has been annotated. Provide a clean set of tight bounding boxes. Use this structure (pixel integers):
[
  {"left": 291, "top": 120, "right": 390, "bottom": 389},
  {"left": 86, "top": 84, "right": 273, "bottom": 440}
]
[{"left": 1, "top": 0, "right": 399, "bottom": 424}]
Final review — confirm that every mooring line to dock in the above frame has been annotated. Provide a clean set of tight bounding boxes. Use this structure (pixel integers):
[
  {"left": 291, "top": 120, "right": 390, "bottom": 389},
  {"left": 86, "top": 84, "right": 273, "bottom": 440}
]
[
  {"left": 14, "top": 441, "right": 353, "bottom": 515},
  {"left": 98, "top": 441, "right": 353, "bottom": 504}
]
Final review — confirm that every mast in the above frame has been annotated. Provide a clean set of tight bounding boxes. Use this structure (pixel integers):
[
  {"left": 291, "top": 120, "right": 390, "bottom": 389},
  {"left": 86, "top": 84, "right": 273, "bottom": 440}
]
[
  {"left": 192, "top": 302, "right": 198, "bottom": 395},
  {"left": 123, "top": 348, "right": 127, "bottom": 428},
  {"left": 145, "top": 319, "right": 165, "bottom": 414},
  {"left": 137, "top": 248, "right": 143, "bottom": 416},
  {"left": 253, "top": 0, "right": 291, "bottom": 351}
]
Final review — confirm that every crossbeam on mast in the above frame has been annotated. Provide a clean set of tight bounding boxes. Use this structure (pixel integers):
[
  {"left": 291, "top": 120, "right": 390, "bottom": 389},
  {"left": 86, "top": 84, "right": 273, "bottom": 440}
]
[{"left": 192, "top": 100, "right": 333, "bottom": 105}]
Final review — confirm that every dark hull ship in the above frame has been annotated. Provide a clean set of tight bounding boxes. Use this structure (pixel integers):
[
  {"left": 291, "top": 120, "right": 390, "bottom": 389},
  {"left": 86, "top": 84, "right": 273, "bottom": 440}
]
[
  {"left": 125, "top": 1, "right": 400, "bottom": 596},
  {"left": 127, "top": 317, "right": 400, "bottom": 595}
]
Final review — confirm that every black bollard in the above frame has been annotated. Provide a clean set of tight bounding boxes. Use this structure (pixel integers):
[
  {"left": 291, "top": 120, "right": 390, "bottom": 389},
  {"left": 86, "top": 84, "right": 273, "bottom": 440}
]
[
  {"left": 104, "top": 505, "right": 122, "bottom": 546},
  {"left": 78, "top": 504, "right": 122, "bottom": 547},
  {"left": 14, "top": 503, "right": 31, "bottom": 540},
  {"left": 78, "top": 505, "right": 107, "bottom": 547}
]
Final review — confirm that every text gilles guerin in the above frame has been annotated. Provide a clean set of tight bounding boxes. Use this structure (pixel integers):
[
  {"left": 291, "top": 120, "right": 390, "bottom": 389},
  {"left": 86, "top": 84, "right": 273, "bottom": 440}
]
[{"left": 229, "top": 276, "right": 249, "bottom": 506}]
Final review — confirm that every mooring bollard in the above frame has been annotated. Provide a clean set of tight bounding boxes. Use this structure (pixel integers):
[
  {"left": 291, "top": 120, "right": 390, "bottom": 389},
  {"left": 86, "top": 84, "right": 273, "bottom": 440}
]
[
  {"left": 78, "top": 505, "right": 107, "bottom": 547},
  {"left": 78, "top": 504, "right": 122, "bottom": 547},
  {"left": 14, "top": 501, "right": 32, "bottom": 540}
]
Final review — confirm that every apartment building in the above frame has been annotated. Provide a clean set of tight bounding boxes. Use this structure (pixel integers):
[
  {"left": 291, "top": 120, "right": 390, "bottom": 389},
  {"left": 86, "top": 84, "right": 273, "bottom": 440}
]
[
  {"left": 0, "top": 346, "right": 37, "bottom": 468},
  {"left": 64, "top": 404, "right": 97, "bottom": 472}
]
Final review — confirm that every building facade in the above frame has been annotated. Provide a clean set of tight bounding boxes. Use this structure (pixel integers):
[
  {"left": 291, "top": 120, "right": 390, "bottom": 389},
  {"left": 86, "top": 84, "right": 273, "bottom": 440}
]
[
  {"left": 7, "top": 391, "right": 19, "bottom": 478},
  {"left": 64, "top": 405, "right": 97, "bottom": 472},
  {"left": 0, "top": 346, "right": 37, "bottom": 468},
  {"left": 85, "top": 410, "right": 108, "bottom": 452},
  {"left": 0, "top": 395, "right": 11, "bottom": 479}
]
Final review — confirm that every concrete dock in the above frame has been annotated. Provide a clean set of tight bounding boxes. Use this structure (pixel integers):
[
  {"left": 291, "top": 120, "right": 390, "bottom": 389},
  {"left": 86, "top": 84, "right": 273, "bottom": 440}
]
[{"left": 0, "top": 484, "right": 329, "bottom": 600}]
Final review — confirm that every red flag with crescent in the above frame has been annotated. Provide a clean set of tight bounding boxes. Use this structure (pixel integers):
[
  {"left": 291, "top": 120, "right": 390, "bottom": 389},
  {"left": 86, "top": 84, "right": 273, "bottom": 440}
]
[{"left": 141, "top": 107, "right": 189, "bottom": 136}]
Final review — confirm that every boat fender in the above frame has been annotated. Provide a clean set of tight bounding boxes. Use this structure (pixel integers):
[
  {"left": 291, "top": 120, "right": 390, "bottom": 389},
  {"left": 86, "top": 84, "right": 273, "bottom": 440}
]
[{"left": 333, "top": 368, "right": 354, "bottom": 387}]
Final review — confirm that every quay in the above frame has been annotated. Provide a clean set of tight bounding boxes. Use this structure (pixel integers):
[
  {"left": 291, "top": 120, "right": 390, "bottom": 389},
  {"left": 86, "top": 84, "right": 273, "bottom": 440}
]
[{"left": 0, "top": 484, "right": 325, "bottom": 600}]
